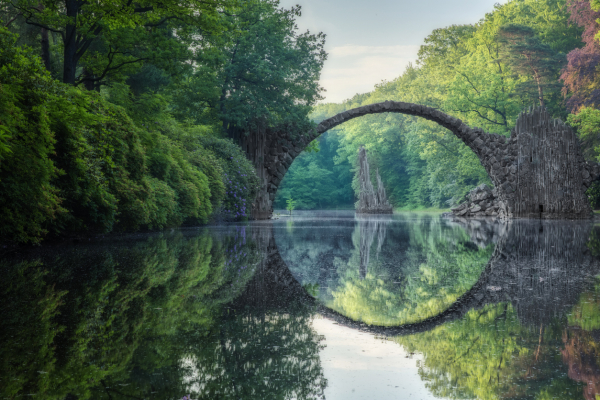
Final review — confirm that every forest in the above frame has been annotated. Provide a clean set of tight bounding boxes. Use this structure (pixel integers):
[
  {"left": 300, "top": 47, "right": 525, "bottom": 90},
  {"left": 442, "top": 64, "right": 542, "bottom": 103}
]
[
  {"left": 0, "top": 0, "right": 325, "bottom": 243},
  {"left": 276, "top": 0, "right": 600, "bottom": 210},
  {"left": 4, "top": 0, "right": 600, "bottom": 243}
]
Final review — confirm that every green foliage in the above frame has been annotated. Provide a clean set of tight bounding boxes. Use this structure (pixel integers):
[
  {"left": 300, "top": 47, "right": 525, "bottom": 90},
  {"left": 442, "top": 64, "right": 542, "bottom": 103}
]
[
  {"left": 198, "top": 136, "right": 260, "bottom": 220},
  {"left": 1, "top": 0, "right": 327, "bottom": 240},
  {"left": 568, "top": 106, "right": 600, "bottom": 160},
  {"left": 291, "top": 0, "right": 582, "bottom": 210},
  {"left": 568, "top": 107, "right": 600, "bottom": 208},
  {"left": 275, "top": 132, "right": 354, "bottom": 210},
  {"left": 497, "top": 23, "right": 566, "bottom": 110},
  {"left": 6, "top": 0, "right": 227, "bottom": 86},
  {"left": 0, "top": 27, "right": 64, "bottom": 243},
  {"left": 0, "top": 27, "right": 261, "bottom": 243},
  {"left": 169, "top": 0, "right": 326, "bottom": 136},
  {"left": 286, "top": 197, "right": 296, "bottom": 214}
]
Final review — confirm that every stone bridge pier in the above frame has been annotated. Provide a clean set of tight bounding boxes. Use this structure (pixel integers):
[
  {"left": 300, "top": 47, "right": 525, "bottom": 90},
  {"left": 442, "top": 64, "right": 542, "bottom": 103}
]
[
  {"left": 236, "top": 125, "right": 319, "bottom": 219},
  {"left": 240, "top": 102, "right": 600, "bottom": 220}
]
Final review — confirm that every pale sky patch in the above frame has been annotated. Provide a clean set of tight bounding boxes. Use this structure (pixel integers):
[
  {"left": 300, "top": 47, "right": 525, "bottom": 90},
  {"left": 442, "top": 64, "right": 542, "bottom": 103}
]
[
  {"left": 320, "top": 45, "right": 419, "bottom": 103},
  {"left": 312, "top": 316, "right": 438, "bottom": 400},
  {"left": 278, "top": 0, "right": 509, "bottom": 103}
]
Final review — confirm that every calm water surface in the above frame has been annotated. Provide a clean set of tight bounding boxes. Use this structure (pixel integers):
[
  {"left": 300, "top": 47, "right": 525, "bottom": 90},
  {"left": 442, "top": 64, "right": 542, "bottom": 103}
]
[{"left": 2, "top": 211, "right": 600, "bottom": 399}]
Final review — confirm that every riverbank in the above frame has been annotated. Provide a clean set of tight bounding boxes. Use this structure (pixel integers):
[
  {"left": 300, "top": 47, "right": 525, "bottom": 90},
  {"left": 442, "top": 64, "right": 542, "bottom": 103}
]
[{"left": 394, "top": 207, "right": 451, "bottom": 213}]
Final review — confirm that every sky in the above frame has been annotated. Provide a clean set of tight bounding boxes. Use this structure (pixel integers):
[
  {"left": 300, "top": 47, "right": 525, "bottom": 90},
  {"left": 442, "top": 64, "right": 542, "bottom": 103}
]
[{"left": 278, "top": 0, "right": 508, "bottom": 103}]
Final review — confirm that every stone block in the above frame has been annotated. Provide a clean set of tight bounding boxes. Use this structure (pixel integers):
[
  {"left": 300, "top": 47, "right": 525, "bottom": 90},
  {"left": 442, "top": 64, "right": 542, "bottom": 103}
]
[{"left": 457, "top": 207, "right": 469, "bottom": 216}]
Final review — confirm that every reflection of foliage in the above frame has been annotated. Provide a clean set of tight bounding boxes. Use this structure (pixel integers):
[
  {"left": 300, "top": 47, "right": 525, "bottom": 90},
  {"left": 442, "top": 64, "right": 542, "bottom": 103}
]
[
  {"left": 569, "top": 276, "right": 600, "bottom": 331},
  {"left": 562, "top": 275, "right": 600, "bottom": 400},
  {"left": 396, "top": 303, "right": 584, "bottom": 400},
  {"left": 328, "top": 218, "right": 492, "bottom": 326},
  {"left": 186, "top": 305, "right": 327, "bottom": 399},
  {"left": 0, "top": 228, "right": 259, "bottom": 399},
  {"left": 0, "top": 262, "right": 66, "bottom": 398},
  {"left": 304, "top": 283, "right": 320, "bottom": 298},
  {"left": 561, "top": 327, "right": 600, "bottom": 400},
  {"left": 588, "top": 226, "right": 600, "bottom": 256},
  {"left": 274, "top": 131, "right": 354, "bottom": 210}
]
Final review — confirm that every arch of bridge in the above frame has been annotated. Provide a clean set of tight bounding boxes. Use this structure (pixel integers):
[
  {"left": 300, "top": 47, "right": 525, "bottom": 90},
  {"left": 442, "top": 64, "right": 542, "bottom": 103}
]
[
  {"left": 263, "top": 101, "right": 500, "bottom": 216},
  {"left": 259, "top": 101, "right": 600, "bottom": 220}
]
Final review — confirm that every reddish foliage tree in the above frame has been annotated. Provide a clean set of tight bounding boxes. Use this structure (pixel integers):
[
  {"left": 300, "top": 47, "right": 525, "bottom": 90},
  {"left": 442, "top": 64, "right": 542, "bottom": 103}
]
[{"left": 561, "top": 0, "right": 600, "bottom": 111}]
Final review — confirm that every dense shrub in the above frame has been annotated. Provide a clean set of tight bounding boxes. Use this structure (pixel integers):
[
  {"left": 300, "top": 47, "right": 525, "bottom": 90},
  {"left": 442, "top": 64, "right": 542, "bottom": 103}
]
[
  {"left": 0, "top": 28, "right": 259, "bottom": 243},
  {"left": 0, "top": 27, "right": 64, "bottom": 243},
  {"left": 198, "top": 136, "right": 260, "bottom": 220}
]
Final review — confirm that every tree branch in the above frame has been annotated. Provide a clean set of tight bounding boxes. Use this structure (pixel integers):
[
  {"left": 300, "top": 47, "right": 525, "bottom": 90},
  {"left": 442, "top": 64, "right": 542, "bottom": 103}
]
[
  {"left": 3, "top": 11, "right": 21, "bottom": 27},
  {"left": 144, "top": 15, "right": 182, "bottom": 27}
]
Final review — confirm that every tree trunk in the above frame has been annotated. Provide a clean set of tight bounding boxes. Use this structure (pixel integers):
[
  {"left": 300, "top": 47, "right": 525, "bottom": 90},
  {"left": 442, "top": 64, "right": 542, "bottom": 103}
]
[
  {"left": 63, "top": 0, "right": 79, "bottom": 85},
  {"left": 41, "top": 27, "right": 50, "bottom": 72},
  {"left": 82, "top": 68, "right": 95, "bottom": 91},
  {"left": 533, "top": 69, "right": 545, "bottom": 108}
]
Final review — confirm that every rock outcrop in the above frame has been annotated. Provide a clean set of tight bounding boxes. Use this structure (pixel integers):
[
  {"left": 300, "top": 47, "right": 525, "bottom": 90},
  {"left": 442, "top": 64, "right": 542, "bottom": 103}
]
[
  {"left": 356, "top": 146, "right": 393, "bottom": 214},
  {"left": 449, "top": 184, "right": 501, "bottom": 218}
]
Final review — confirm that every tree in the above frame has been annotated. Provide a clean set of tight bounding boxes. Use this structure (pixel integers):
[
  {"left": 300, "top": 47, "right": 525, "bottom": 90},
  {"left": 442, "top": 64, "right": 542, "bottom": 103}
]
[
  {"left": 497, "top": 23, "right": 565, "bottom": 108},
  {"left": 7, "top": 0, "right": 227, "bottom": 86},
  {"left": 0, "top": 27, "right": 64, "bottom": 243},
  {"left": 567, "top": 106, "right": 600, "bottom": 160},
  {"left": 172, "top": 0, "right": 327, "bottom": 134},
  {"left": 561, "top": 0, "right": 600, "bottom": 112},
  {"left": 286, "top": 197, "right": 296, "bottom": 215}
]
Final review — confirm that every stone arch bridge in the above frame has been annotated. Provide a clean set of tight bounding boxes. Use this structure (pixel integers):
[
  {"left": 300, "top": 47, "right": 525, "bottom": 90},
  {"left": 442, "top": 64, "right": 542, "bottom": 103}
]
[{"left": 239, "top": 101, "right": 600, "bottom": 220}]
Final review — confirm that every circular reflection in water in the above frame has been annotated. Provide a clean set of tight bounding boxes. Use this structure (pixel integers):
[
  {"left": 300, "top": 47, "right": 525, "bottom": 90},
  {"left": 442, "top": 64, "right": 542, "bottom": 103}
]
[{"left": 273, "top": 210, "right": 497, "bottom": 326}]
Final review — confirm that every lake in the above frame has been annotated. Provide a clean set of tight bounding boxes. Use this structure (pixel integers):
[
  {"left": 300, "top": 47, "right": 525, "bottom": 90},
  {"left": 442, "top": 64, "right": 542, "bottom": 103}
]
[{"left": 2, "top": 210, "right": 600, "bottom": 399}]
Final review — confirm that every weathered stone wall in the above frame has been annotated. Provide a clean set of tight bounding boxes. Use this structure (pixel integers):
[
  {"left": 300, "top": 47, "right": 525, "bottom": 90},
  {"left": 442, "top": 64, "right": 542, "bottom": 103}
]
[
  {"left": 450, "top": 184, "right": 501, "bottom": 217},
  {"left": 447, "top": 107, "right": 600, "bottom": 219},
  {"left": 510, "top": 108, "right": 595, "bottom": 218},
  {"left": 237, "top": 126, "right": 318, "bottom": 219}
]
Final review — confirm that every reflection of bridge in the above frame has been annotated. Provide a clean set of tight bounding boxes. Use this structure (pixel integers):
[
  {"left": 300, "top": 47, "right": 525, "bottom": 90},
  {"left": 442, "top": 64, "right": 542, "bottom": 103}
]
[{"left": 241, "top": 220, "right": 600, "bottom": 336}]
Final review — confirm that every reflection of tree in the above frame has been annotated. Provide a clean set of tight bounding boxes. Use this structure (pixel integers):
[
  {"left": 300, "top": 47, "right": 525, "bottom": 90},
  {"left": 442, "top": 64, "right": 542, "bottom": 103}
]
[
  {"left": 389, "top": 223, "right": 600, "bottom": 400},
  {"left": 396, "top": 303, "right": 584, "bottom": 400},
  {"left": 329, "top": 217, "right": 492, "bottom": 326},
  {"left": 178, "top": 232, "right": 327, "bottom": 400},
  {"left": 0, "top": 227, "right": 260, "bottom": 399},
  {"left": 562, "top": 273, "right": 600, "bottom": 400},
  {"left": 0, "top": 261, "right": 66, "bottom": 399},
  {"left": 185, "top": 307, "right": 326, "bottom": 400},
  {"left": 561, "top": 327, "right": 600, "bottom": 400}
]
